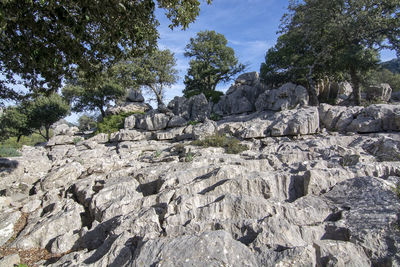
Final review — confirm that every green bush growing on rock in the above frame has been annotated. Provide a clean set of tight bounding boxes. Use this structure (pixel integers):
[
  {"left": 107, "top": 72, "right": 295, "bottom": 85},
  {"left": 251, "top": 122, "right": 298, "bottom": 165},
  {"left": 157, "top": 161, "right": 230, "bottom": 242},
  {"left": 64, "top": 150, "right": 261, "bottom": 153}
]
[
  {"left": 95, "top": 112, "right": 136, "bottom": 135},
  {"left": 191, "top": 134, "right": 248, "bottom": 154}
]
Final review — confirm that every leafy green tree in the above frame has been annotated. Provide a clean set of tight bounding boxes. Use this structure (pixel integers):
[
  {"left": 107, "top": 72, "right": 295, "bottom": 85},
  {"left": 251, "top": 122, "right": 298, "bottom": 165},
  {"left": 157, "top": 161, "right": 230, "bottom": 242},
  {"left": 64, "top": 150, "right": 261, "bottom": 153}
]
[
  {"left": 27, "top": 93, "right": 70, "bottom": 140},
  {"left": 183, "top": 30, "right": 245, "bottom": 101},
  {"left": 78, "top": 114, "right": 98, "bottom": 131},
  {"left": 62, "top": 68, "right": 128, "bottom": 118},
  {"left": 131, "top": 49, "right": 178, "bottom": 108},
  {"left": 0, "top": 93, "right": 70, "bottom": 141},
  {"left": 261, "top": 0, "right": 399, "bottom": 105},
  {"left": 0, "top": 0, "right": 212, "bottom": 103}
]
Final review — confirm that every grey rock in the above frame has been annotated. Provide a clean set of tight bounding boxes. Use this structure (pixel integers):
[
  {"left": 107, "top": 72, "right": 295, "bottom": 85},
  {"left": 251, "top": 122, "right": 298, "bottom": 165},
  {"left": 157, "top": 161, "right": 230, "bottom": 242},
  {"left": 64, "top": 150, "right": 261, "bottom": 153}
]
[
  {"left": 106, "top": 102, "right": 151, "bottom": 115},
  {"left": 156, "top": 127, "right": 185, "bottom": 141},
  {"left": 133, "top": 231, "right": 258, "bottom": 267},
  {"left": 110, "top": 129, "right": 149, "bottom": 142},
  {"left": 40, "top": 161, "right": 84, "bottom": 191},
  {"left": 235, "top": 71, "right": 260, "bottom": 86},
  {"left": 192, "top": 119, "right": 217, "bottom": 140},
  {"left": 88, "top": 133, "right": 109, "bottom": 144},
  {"left": 167, "top": 115, "right": 187, "bottom": 128},
  {"left": 136, "top": 111, "right": 170, "bottom": 131},
  {"left": 215, "top": 85, "right": 256, "bottom": 115},
  {"left": 168, "top": 94, "right": 210, "bottom": 122},
  {"left": 366, "top": 83, "right": 392, "bottom": 102},
  {"left": 255, "top": 83, "right": 309, "bottom": 111},
  {"left": 126, "top": 89, "right": 145, "bottom": 102},
  {"left": 363, "top": 137, "right": 400, "bottom": 161},
  {"left": 391, "top": 91, "right": 400, "bottom": 101},
  {"left": 53, "top": 124, "right": 79, "bottom": 136},
  {"left": 0, "top": 254, "right": 20, "bottom": 267},
  {"left": 0, "top": 210, "right": 21, "bottom": 246},
  {"left": 47, "top": 135, "right": 75, "bottom": 146},
  {"left": 124, "top": 115, "right": 137, "bottom": 129}
]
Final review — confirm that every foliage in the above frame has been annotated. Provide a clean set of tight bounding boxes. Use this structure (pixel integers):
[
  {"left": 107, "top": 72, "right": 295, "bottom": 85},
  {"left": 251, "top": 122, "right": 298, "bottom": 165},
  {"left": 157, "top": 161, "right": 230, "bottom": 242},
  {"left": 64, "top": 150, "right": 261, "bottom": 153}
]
[
  {"left": 191, "top": 134, "right": 248, "bottom": 154},
  {"left": 362, "top": 68, "right": 400, "bottom": 92},
  {"left": 1, "top": 133, "right": 47, "bottom": 149},
  {"left": 27, "top": 93, "right": 70, "bottom": 140},
  {"left": 95, "top": 112, "right": 135, "bottom": 135},
  {"left": 261, "top": 0, "right": 400, "bottom": 105},
  {"left": 62, "top": 68, "right": 128, "bottom": 118},
  {"left": 0, "top": 93, "right": 69, "bottom": 141},
  {"left": 382, "top": 58, "right": 400, "bottom": 74},
  {"left": 120, "top": 49, "right": 179, "bottom": 108},
  {"left": 210, "top": 113, "right": 222, "bottom": 121},
  {"left": 78, "top": 114, "right": 98, "bottom": 131},
  {"left": 183, "top": 30, "right": 245, "bottom": 101},
  {"left": 0, "top": 0, "right": 212, "bottom": 103},
  {"left": 184, "top": 150, "right": 194, "bottom": 162},
  {"left": 73, "top": 137, "right": 83, "bottom": 145},
  {"left": 0, "top": 145, "right": 21, "bottom": 157},
  {"left": 187, "top": 120, "right": 199, "bottom": 126}
]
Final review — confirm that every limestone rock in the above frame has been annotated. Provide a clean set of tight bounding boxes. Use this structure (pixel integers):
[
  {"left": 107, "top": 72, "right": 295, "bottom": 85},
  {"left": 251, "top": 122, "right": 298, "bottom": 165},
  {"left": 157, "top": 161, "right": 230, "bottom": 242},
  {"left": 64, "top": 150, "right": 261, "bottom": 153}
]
[
  {"left": 126, "top": 89, "right": 145, "bottom": 102},
  {"left": 124, "top": 114, "right": 137, "bottom": 129},
  {"left": 133, "top": 231, "right": 258, "bottom": 267},
  {"left": 53, "top": 123, "right": 79, "bottom": 136},
  {"left": 106, "top": 102, "right": 151, "bottom": 115},
  {"left": 136, "top": 111, "right": 170, "bottom": 131},
  {"left": 235, "top": 71, "right": 260, "bottom": 86},
  {"left": 0, "top": 254, "right": 20, "bottom": 267},
  {"left": 0, "top": 210, "right": 21, "bottom": 246},
  {"left": 168, "top": 94, "right": 210, "bottom": 122},
  {"left": 110, "top": 129, "right": 149, "bottom": 142},
  {"left": 255, "top": 83, "right": 309, "bottom": 111},
  {"left": 366, "top": 83, "right": 392, "bottom": 102}
]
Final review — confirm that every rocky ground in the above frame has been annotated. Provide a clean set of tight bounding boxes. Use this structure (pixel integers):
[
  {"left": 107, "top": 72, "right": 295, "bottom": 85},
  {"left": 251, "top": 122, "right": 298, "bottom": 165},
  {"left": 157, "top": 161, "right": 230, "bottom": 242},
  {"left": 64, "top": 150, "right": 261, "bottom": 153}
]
[
  {"left": 1, "top": 105, "right": 400, "bottom": 266},
  {"left": 1, "top": 72, "right": 400, "bottom": 266}
]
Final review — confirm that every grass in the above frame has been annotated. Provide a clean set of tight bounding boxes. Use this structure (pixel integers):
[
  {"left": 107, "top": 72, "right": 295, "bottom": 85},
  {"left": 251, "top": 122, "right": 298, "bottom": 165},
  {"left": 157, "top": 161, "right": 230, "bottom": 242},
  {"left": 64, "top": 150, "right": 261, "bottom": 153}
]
[
  {"left": 0, "top": 146, "right": 21, "bottom": 157},
  {"left": 191, "top": 133, "right": 248, "bottom": 154}
]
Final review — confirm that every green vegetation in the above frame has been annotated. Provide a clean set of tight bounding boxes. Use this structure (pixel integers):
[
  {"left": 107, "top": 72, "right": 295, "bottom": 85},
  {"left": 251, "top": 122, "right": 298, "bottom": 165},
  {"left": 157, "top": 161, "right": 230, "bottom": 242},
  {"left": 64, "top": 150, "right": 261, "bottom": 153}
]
[
  {"left": 183, "top": 30, "right": 245, "bottom": 102},
  {"left": 260, "top": 0, "right": 400, "bottom": 105},
  {"left": 0, "top": 145, "right": 21, "bottom": 157},
  {"left": 191, "top": 134, "right": 248, "bottom": 154},
  {"left": 128, "top": 49, "right": 179, "bottom": 108},
  {"left": 95, "top": 112, "right": 136, "bottom": 135},
  {"left": 78, "top": 114, "right": 98, "bottom": 131},
  {"left": 184, "top": 150, "right": 194, "bottom": 162},
  {"left": 187, "top": 120, "right": 199, "bottom": 126},
  {"left": 210, "top": 113, "right": 222, "bottom": 121},
  {"left": 382, "top": 58, "right": 400, "bottom": 74},
  {"left": 0, "top": 93, "right": 69, "bottom": 141},
  {"left": 0, "top": 0, "right": 212, "bottom": 104}
]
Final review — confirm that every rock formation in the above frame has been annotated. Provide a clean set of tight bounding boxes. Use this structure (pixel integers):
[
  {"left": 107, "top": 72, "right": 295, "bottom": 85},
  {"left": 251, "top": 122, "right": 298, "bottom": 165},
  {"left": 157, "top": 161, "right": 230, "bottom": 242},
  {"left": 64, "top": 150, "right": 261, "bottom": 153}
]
[{"left": 1, "top": 73, "right": 400, "bottom": 266}]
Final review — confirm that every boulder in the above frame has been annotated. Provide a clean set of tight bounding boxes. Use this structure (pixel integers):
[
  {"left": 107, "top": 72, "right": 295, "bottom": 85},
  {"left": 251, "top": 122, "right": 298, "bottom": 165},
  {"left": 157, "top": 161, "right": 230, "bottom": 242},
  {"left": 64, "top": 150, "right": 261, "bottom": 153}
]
[
  {"left": 110, "top": 129, "right": 150, "bottom": 142},
  {"left": 126, "top": 89, "right": 145, "bottom": 102},
  {"left": 214, "top": 85, "right": 256, "bottom": 115},
  {"left": 136, "top": 111, "right": 170, "bottom": 131},
  {"left": 124, "top": 114, "right": 137, "bottom": 129},
  {"left": 105, "top": 102, "right": 151, "bottom": 115},
  {"left": 53, "top": 123, "right": 79, "bottom": 136},
  {"left": 235, "top": 71, "right": 260, "bottom": 86},
  {"left": 391, "top": 91, "right": 400, "bottom": 102},
  {"left": 167, "top": 115, "right": 187, "bottom": 128},
  {"left": 366, "top": 83, "right": 392, "bottom": 102},
  {"left": 255, "top": 83, "right": 309, "bottom": 111},
  {"left": 0, "top": 210, "right": 21, "bottom": 246},
  {"left": 168, "top": 94, "right": 210, "bottom": 122}
]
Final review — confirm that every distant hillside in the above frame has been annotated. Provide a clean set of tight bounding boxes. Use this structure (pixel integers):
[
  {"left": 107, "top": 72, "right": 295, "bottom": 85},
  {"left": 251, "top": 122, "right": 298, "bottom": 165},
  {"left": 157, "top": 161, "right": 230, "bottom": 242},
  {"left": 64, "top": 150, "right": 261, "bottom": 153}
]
[{"left": 381, "top": 58, "right": 400, "bottom": 74}]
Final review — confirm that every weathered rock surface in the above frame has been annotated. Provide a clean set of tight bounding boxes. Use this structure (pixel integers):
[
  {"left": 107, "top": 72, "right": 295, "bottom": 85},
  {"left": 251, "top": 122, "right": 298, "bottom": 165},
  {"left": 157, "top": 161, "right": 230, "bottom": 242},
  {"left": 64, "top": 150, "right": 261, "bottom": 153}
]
[
  {"left": 366, "top": 83, "right": 392, "bottom": 102},
  {"left": 106, "top": 102, "right": 151, "bottom": 116},
  {"left": 1, "top": 102, "right": 400, "bottom": 266},
  {"left": 168, "top": 94, "right": 210, "bottom": 122}
]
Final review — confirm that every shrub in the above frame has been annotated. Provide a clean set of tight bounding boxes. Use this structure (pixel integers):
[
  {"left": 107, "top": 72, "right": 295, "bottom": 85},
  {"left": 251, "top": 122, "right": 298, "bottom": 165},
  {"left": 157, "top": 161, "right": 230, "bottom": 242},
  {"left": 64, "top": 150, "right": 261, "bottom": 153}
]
[
  {"left": 191, "top": 134, "right": 248, "bottom": 154},
  {"left": 0, "top": 145, "right": 21, "bottom": 157},
  {"left": 210, "top": 112, "right": 222, "bottom": 121},
  {"left": 187, "top": 120, "right": 199, "bottom": 126},
  {"left": 95, "top": 112, "right": 137, "bottom": 135}
]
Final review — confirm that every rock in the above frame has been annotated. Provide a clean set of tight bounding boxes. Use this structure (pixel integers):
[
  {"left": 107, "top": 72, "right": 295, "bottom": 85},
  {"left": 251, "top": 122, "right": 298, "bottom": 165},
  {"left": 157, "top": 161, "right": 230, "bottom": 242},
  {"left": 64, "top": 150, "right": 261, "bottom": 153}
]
[
  {"left": 88, "top": 133, "right": 109, "bottom": 144},
  {"left": 50, "top": 230, "right": 80, "bottom": 254},
  {"left": 366, "top": 83, "right": 392, "bottom": 102},
  {"left": 110, "top": 129, "right": 149, "bottom": 142},
  {"left": 136, "top": 111, "right": 170, "bottom": 131},
  {"left": 192, "top": 119, "right": 217, "bottom": 140},
  {"left": 47, "top": 135, "right": 75, "bottom": 146},
  {"left": 335, "top": 81, "right": 353, "bottom": 104},
  {"left": 316, "top": 80, "right": 353, "bottom": 105},
  {"left": 167, "top": 115, "right": 187, "bottom": 128},
  {"left": 314, "top": 240, "right": 371, "bottom": 266},
  {"left": 106, "top": 102, "right": 151, "bottom": 115},
  {"left": 53, "top": 123, "right": 79, "bottom": 136},
  {"left": 40, "top": 161, "right": 84, "bottom": 191},
  {"left": 255, "top": 83, "right": 309, "bottom": 111},
  {"left": 168, "top": 94, "right": 210, "bottom": 122},
  {"left": 124, "top": 114, "right": 137, "bottom": 129},
  {"left": 235, "top": 71, "right": 260, "bottom": 86},
  {"left": 391, "top": 91, "right": 400, "bottom": 101},
  {"left": 11, "top": 200, "right": 84, "bottom": 250},
  {"left": 363, "top": 137, "right": 400, "bottom": 161},
  {"left": 155, "top": 127, "right": 185, "bottom": 141},
  {"left": 0, "top": 210, "right": 21, "bottom": 246},
  {"left": 133, "top": 231, "right": 258, "bottom": 266},
  {"left": 126, "top": 89, "right": 145, "bottom": 102},
  {"left": 21, "top": 199, "right": 42, "bottom": 213},
  {"left": 214, "top": 85, "right": 256, "bottom": 115},
  {"left": 0, "top": 254, "right": 20, "bottom": 267}
]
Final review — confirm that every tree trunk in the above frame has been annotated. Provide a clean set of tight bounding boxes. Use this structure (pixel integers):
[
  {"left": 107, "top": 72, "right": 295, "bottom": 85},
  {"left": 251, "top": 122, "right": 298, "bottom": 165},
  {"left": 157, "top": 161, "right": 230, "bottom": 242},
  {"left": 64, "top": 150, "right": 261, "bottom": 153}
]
[
  {"left": 306, "top": 66, "right": 319, "bottom": 106},
  {"left": 99, "top": 107, "right": 106, "bottom": 118},
  {"left": 45, "top": 126, "right": 50, "bottom": 141},
  {"left": 350, "top": 67, "right": 361, "bottom": 105}
]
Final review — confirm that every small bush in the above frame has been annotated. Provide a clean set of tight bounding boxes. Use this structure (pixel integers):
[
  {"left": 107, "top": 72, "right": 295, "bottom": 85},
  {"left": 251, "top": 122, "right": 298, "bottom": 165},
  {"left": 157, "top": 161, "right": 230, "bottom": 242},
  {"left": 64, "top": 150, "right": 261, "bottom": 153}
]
[
  {"left": 191, "top": 134, "right": 248, "bottom": 154},
  {"left": 96, "top": 112, "right": 136, "bottom": 135},
  {"left": 0, "top": 145, "right": 21, "bottom": 157},
  {"left": 210, "top": 113, "right": 222, "bottom": 121},
  {"left": 185, "top": 151, "right": 194, "bottom": 162},
  {"left": 73, "top": 137, "right": 83, "bottom": 144},
  {"left": 187, "top": 120, "right": 199, "bottom": 126}
]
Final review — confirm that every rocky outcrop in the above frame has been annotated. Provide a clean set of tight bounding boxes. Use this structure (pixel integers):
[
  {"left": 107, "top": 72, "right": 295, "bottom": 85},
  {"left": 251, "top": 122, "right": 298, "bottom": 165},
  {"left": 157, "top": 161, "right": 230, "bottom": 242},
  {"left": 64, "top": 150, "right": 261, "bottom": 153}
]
[
  {"left": 366, "top": 83, "right": 392, "bottom": 102},
  {"left": 319, "top": 103, "right": 400, "bottom": 133},
  {"left": 106, "top": 90, "right": 151, "bottom": 115},
  {"left": 168, "top": 93, "right": 210, "bottom": 122}
]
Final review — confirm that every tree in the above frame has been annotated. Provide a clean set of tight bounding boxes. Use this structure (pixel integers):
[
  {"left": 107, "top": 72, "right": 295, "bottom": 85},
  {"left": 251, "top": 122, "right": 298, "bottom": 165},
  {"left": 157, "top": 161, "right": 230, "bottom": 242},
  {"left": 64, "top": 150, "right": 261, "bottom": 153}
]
[
  {"left": 78, "top": 114, "right": 98, "bottom": 131},
  {"left": 183, "top": 30, "right": 245, "bottom": 100},
  {"left": 0, "top": 93, "right": 70, "bottom": 141},
  {"left": 261, "top": 0, "right": 399, "bottom": 105},
  {"left": 27, "top": 93, "right": 70, "bottom": 140},
  {"left": 0, "top": 0, "right": 212, "bottom": 103},
  {"left": 131, "top": 49, "right": 178, "bottom": 108},
  {"left": 62, "top": 67, "right": 129, "bottom": 118}
]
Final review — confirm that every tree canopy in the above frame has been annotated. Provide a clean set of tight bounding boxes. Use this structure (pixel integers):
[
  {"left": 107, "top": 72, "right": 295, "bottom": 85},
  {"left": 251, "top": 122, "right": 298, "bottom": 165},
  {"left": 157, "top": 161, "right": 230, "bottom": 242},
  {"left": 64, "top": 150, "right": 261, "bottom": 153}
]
[
  {"left": 0, "top": 0, "right": 211, "bottom": 103},
  {"left": 260, "top": 0, "right": 400, "bottom": 105},
  {"left": 183, "top": 30, "right": 245, "bottom": 101}
]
